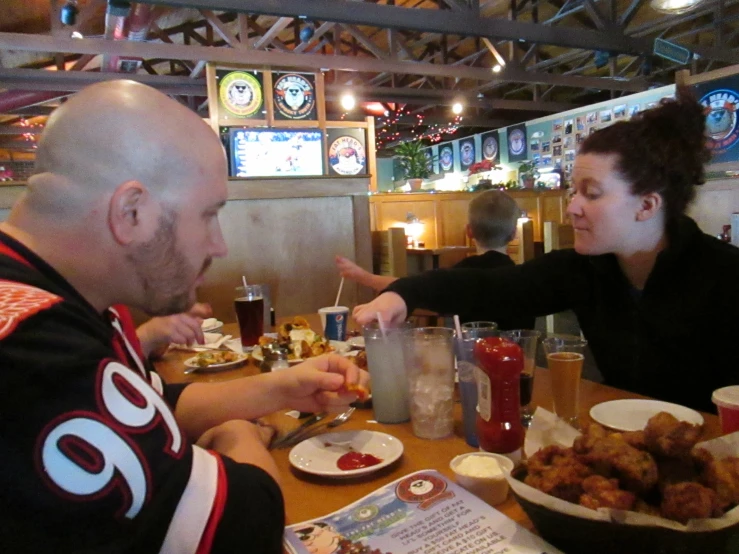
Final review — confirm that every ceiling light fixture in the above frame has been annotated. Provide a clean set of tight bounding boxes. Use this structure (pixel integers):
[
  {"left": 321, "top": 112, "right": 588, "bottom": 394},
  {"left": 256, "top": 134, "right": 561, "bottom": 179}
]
[
  {"left": 650, "top": 0, "right": 703, "bottom": 14},
  {"left": 492, "top": 64, "right": 502, "bottom": 73},
  {"left": 71, "top": 31, "right": 84, "bottom": 39},
  {"left": 452, "top": 102, "right": 464, "bottom": 115},
  {"left": 340, "top": 94, "right": 356, "bottom": 111}
]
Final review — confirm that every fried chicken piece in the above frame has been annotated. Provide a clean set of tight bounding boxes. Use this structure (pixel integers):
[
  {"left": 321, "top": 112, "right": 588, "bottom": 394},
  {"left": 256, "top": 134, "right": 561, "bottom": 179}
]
[
  {"left": 573, "top": 423, "right": 609, "bottom": 454},
  {"left": 524, "top": 445, "right": 594, "bottom": 503},
  {"left": 353, "top": 350, "right": 368, "bottom": 370},
  {"left": 660, "top": 482, "right": 722, "bottom": 524},
  {"left": 579, "top": 475, "right": 636, "bottom": 511},
  {"left": 615, "top": 430, "right": 648, "bottom": 451},
  {"left": 657, "top": 457, "right": 701, "bottom": 492},
  {"left": 694, "top": 448, "right": 739, "bottom": 510},
  {"left": 644, "top": 411, "right": 702, "bottom": 458},
  {"left": 578, "top": 434, "right": 659, "bottom": 493}
]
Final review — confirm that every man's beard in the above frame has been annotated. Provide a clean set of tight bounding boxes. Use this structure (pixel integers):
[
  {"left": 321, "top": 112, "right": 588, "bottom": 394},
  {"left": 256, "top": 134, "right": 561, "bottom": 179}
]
[{"left": 126, "top": 208, "right": 210, "bottom": 316}]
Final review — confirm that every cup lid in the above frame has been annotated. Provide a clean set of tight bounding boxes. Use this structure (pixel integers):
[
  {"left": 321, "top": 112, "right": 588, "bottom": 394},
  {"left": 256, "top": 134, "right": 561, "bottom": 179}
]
[{"left": 712, "top": 385, "right": 739, "bottom": 408}]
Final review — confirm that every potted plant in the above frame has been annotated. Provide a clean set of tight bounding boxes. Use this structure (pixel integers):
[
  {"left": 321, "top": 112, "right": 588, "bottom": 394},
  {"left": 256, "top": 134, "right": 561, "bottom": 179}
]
[
  {"left": 517, "top": 160, "right": 539, "bottom": 189},
  {"left": 394, "top": 140, "right": 432, "bottom": 191}
]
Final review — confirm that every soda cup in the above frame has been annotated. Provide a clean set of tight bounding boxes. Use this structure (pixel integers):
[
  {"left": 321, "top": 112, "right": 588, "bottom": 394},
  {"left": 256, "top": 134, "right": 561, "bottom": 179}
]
[{"left": 319, "top": 306, "right": 349, "bottom": 341}]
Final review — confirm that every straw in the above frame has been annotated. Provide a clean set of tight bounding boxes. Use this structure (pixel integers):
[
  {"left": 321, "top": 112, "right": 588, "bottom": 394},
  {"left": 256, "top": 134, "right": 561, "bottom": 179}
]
[
  {"left": 241, "top": 275, "right": 248, "bottom": 290},
  {"left": 453, "top": 314, "right": 464, "bottom": 351},
  {"left": 334, "top": 277, "right": 344, "bottom": 307},
  {"left": 376, "top": 312, "right": 388, "bottom": 341}
]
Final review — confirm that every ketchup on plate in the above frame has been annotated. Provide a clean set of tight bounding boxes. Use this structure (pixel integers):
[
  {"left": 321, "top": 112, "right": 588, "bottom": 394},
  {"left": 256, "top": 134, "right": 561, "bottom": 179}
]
[
  {"left": 337, "top": 451, "right": 383, "bottom": 470},
  {"left": 474, "top": 337, "right": 525, "bottom": 456}
]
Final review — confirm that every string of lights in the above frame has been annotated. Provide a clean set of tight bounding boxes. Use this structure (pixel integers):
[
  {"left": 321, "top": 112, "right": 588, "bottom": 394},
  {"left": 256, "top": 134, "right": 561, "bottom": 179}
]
[{"left": 375, "top": 107, "right": 463, "bottom": 150}]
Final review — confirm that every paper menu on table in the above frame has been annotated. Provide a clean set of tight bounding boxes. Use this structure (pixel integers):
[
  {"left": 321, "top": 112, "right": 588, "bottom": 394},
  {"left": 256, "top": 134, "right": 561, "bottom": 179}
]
[{"left": 283, "top": 469, "right": 561, "bottom": 554}]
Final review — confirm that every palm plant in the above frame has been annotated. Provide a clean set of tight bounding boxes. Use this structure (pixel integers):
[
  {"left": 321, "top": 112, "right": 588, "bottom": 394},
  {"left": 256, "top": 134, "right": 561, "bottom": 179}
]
[{"left": 394, "top": 140, "right": 432, "bottom": 180}]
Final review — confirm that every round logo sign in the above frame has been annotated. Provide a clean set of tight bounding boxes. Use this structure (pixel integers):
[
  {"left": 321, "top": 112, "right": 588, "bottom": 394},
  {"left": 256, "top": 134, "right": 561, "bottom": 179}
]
[
  {"left": 460, "top": 140, "right": 474, "bottom": 166},
  {"left": 219, "top": 71, "right": 262, "bottom": 117},
  {"left": 273, "top": 74, "right": 315, "bottom": 119},
  {"left": 482, "top": 135, "right": 499, "bottom": 161},
  {"left": 329, "top": 135, "right": 366, "bottom": 176},
  {"left": 700, "top": 88, "right": 739, "bottom": 155},
  {"left": 509, "top": 129, "right": 526, "bottom": 157},
  {"left": 439, "top": 145, "right": 453, "bottom": 171}
]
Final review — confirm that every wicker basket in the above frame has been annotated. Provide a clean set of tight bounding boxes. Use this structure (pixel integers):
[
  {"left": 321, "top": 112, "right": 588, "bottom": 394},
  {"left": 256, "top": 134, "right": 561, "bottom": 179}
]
[{"left": 510, "top": 465, "right": 739, "bottom": 554}]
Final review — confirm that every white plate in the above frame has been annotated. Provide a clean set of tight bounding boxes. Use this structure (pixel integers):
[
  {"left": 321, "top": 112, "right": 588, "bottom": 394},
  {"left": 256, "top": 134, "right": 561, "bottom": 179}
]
[
  {"left": 251, "top": 340, "right": 350, "bottom": 364},
  {"left": 184, "top": 353, "right": 248, "bottom": 372},
  {"left": 289, "top": 430, "right": 403, "bottom": 478},
  {"left": 346, "top": 336, "right": 365, "bottom": 349},
  {"left": 589, "top": 399, "right": 704, "bottom": 431},
  {"left": 201, "top": 319, "right": 224, "bottom": 333}
]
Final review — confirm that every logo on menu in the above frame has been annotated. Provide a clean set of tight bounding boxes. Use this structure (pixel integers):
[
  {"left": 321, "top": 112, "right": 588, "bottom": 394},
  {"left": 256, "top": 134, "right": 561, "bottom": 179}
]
[
  {"left": 273, "top": 74, "right": 315, "bottom": 119},
  {"left": 329, "top": 136, "right": 366, "bottom": 175},
  {"left": 482, "top": 135, "right": 499, "bottom": 161},
  {"left": 219, "top": 71, "right": 262, "bottom": 117},
  {"left": 509, "top": 129, "right": 526, "bottom": 156},
  {"left": 700, "top": 89, "right": 739, "bottom": 155}
]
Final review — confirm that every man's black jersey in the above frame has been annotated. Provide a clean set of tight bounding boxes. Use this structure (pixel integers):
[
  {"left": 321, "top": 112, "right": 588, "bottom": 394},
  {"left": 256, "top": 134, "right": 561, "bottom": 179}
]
[{"left": 0, "top": 230, "right": 284, "bottom": 553}]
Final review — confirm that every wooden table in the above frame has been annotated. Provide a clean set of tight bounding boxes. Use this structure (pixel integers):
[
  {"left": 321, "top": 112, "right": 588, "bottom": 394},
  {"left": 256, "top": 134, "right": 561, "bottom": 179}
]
[{"left": 154, "top": 317, "right": 721, "bottom": 529}]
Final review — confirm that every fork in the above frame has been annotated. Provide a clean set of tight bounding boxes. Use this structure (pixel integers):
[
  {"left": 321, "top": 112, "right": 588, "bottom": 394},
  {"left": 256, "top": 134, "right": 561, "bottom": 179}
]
[{"left": 275, "top": 407, "right": 355, "bottom": 449}]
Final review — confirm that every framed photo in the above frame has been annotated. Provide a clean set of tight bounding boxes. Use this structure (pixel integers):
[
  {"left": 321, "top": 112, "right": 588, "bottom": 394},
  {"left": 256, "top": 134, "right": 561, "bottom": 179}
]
[
  {"left": 586, "top": 111, "right": 598, "bottom": 124},
  {"left": 273, "top": 72, "right": 317, "bottom": 120},
  {"left": 327, "top": 128, "right": 367, "bottom": 176},
  {"left": 600, "top": 109, "right": 612, "bottom": 123},
  {"left": 576, "top": 116, "right": 586, "bottom": 131},
  {"left": 613, "top": 104, "right": 626, "bottom": 119},
  {"left": 542, "top": 141, "right": 551, "bottom": 153},
  {"left": 217, "top": 69, "right": 264, "bottom": 119},
  {"left": 564, "top": 119, "right": 574, "bottom": 134}
]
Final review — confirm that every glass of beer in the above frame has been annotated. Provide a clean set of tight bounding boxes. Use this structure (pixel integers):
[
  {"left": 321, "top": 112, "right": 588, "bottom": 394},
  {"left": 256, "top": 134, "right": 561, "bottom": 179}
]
[
  {"left": 542, "top": 335, "right": 588, "bottom": 428},
  {"left": 235, "top": 285, "right": 264, "bottom": 350},
  {"left": 500, "top": 330, "right": 541, "bottom": 428}
]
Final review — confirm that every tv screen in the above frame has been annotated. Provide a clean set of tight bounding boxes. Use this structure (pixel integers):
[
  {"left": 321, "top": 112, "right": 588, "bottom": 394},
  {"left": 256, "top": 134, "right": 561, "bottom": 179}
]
[{"left": 229, "top": 128, "right": 324, "bottom": 177}]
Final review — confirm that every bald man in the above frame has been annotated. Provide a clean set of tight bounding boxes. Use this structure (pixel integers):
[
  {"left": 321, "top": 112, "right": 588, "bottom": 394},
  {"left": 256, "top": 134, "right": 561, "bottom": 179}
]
[{"left": 0, "top": 80, "right": 368, "bottom": 553}]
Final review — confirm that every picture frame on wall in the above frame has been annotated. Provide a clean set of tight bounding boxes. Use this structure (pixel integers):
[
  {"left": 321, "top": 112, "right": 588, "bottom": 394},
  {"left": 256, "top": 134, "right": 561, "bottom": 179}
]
[
  {"left": 565, "top": 149, "right": 576, "bottom": 162},
  {"left": 272, "top": 72, "right": 317, "bottom": 120},
  {"left": 554, "top": 158, "right": 562, "bottom": 169},
  {"left": 553, "top": 145, "right": 562, "bottom": 157},
  {"left": 629, "top": 105, "right": 641, "bottom": 117},
  {"left": 613, "top": 104, "right": 626, "bottom": 119},
  {"left": 481, "top": 131, "right": 500, "bottom": 162},
  {"left": 600, "top": 109, "right": 612, "bottom": 123},
  {"left": 459, "top": 138, "right": 476, "bottom": 171},
  {"left": 586, "top": 111, "right": 598, "bottom": 124},
  {"left": 564, "top": 119, "right": 574, "bottom": 134},
  {"left": 563, "top": 136, "right": 572, "bottom": 148},
  {"left": 552, "top": 134, "right": 562, "bottom": 144},
  {"left": 552, "top": 120, "right": 563, "bottom": 132},
  {"left": 542, "top": 141, "right": 551, "bottom": 153},
  {"left": 327, "top": 128, "right": 367, "bottom": 176},
  {"left": 576, "top": 116, "right": 585, "bottom": 131},
  {"left": 217, "top": 69, "right": 264, "bottom": 119},
  {"left": 530, "top": 139, "right": 540, "bottom": 151},
  {"left": 507, "top": 124, "right": 528, "bottom": 162},
  {"left": 439, "top": 144, "right": 455, "bottom": 173},
  {"left": 541, "top": 155, "right": 552, "bottom": 166}
]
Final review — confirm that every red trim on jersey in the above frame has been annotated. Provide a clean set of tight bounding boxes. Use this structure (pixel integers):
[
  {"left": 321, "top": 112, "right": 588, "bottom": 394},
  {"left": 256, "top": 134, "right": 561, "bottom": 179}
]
[
  {"left": 196, "top": 452, "right": 229, "bottom": 554},
  {"left": 0, "top": 280, "right": 63, "bottom": 339},
  {"left": 110, "top": 304, "right": 146, "bottom": 361},
  {"left": 0, "top": 242, "right": 33, "bottom": 268}
]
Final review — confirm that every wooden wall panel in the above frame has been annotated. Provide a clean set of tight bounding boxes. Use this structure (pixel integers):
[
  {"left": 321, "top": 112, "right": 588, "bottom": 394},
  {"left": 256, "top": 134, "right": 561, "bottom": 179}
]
[
  {"left": 198, "top": 195, "right": 363, "bottom": 323},
  {"left": 375, "top": 199, "right": 438, "bottom": 248},
  {"left": 438, "top": 199, "right": 470, "bottom": 247}
]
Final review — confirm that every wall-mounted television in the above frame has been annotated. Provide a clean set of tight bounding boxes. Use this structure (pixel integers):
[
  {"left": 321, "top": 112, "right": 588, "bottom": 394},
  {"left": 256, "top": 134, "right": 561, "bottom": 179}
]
[{"left": 229, "top": 128, "right": 324, "bottom": 177}]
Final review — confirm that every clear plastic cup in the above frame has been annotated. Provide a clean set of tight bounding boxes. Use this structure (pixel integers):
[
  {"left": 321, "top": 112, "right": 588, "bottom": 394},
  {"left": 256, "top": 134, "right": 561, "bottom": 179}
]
[{"left": 362, "top": 322, "right": 411, "bottom": 424}]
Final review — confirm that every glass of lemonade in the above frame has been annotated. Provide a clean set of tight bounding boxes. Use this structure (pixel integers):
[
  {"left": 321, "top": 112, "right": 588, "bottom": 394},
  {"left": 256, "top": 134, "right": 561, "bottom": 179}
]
[
  {"left": 362, "top": 322, "right": 412, "bottom": 424},
  {"left": 542, "top": 335, "right": 588, "bottom": 428},
  {"left": 406, "top": 327, "right": 456, "bottom": 439}
]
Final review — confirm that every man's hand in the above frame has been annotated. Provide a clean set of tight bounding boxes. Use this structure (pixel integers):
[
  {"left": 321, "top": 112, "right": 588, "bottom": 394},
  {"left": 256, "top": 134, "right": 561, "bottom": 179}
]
[
  {"left": 137, "top": 302, "right": 213, "bottom": 358},
  {"left": 352, "top": 292, "right": 408, "bottom": 326},
  {"left": 196, "top": 419, "right": 281, "bottom": 486},
  {"left": 272, "top": 354, "right": 371, "bottom": 414}
]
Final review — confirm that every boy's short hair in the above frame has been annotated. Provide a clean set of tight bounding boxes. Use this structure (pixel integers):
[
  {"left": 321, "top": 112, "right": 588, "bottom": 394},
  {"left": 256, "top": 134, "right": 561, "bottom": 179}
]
[{"left": 467, "top": 190, "right": 520, "bottom": 249}]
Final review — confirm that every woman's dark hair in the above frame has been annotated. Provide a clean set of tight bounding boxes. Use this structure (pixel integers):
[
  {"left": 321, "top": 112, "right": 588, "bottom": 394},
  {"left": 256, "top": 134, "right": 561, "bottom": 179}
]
[{"left": 579, "top": 86, "right": 711, "bottom": 221}]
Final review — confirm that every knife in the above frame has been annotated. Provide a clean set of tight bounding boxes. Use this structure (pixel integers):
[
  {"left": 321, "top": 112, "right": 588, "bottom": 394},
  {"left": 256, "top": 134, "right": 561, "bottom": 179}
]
[{"left": 270, "top": 412, "right": 328, "bottom": 450}]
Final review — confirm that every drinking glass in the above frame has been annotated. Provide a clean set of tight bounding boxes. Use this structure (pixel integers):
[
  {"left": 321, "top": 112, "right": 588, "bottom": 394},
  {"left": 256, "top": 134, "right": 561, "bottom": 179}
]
[
  {"left": 458, "top": 322, "right": 499, "bottom": 447},
  {"left": 234, "top": 285, "right": 264, "bottom": 350},
  {"left": 407, "top": 327, "right": 456, "bottom": 439},
  {"left": 542, "top": 335, "right": 588, "bottom": 428},
  {"left": 362, "top": 322, "right": 411, "bottom": 424},
  {"left": 501, "top": 330, "right": 541, "bottom": 428}
]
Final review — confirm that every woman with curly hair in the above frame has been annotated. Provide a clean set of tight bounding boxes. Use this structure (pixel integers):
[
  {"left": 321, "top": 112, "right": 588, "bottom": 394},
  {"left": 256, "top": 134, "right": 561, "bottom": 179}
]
[{"left": 354, "top": 87, "right": 739, "bottom": 413}]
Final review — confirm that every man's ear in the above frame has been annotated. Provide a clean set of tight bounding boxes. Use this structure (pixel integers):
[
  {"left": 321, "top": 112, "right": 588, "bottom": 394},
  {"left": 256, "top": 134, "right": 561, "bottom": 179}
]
[
  {"left": 636, "top": 192, "right": 663, "bottom": 222},
  {"left": 465, "top": 223, "right": 474, "bottom": 240},
  {"left": 109, "top": 180, "right": 149, "bottom": 245}
]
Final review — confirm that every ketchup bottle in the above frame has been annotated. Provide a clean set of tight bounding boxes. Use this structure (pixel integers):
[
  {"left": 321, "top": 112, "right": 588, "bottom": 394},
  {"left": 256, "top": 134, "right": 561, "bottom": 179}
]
[{"left": 474, "top": 337, "right": 525, "bottom": 456}]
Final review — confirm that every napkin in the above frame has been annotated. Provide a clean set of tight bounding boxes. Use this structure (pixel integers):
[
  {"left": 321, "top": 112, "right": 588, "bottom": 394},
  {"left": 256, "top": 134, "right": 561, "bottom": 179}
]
[{"left": 170, "top": 333, "right": 234, "bottom": 352}]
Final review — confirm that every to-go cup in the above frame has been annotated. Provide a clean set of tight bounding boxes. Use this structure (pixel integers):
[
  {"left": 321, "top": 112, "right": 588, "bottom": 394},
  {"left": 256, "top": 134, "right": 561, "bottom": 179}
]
[{"left": 712, "top": 385, "right": 739, "bottom": 435}]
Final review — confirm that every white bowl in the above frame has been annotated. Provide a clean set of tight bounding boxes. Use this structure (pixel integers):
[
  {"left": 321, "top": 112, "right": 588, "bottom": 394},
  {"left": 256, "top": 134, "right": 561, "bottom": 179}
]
[{"left": 450, "top": 452, "right": 514, "bottom": 506}]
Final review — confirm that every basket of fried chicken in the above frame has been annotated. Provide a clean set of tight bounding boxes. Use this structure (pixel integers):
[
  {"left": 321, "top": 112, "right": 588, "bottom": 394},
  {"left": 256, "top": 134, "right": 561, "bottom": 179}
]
[{"left": 507, "top": 408, "right": 739, "bottom": 554}]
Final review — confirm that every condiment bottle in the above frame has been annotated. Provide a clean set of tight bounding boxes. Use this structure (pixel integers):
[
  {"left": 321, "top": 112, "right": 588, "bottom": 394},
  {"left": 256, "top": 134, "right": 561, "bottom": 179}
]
[
  {"left": 260, "top": 346, "right": 290, "bottom": 373},
  {"left": 474, "top": 337, "right": 525, "bottom": 458}
]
